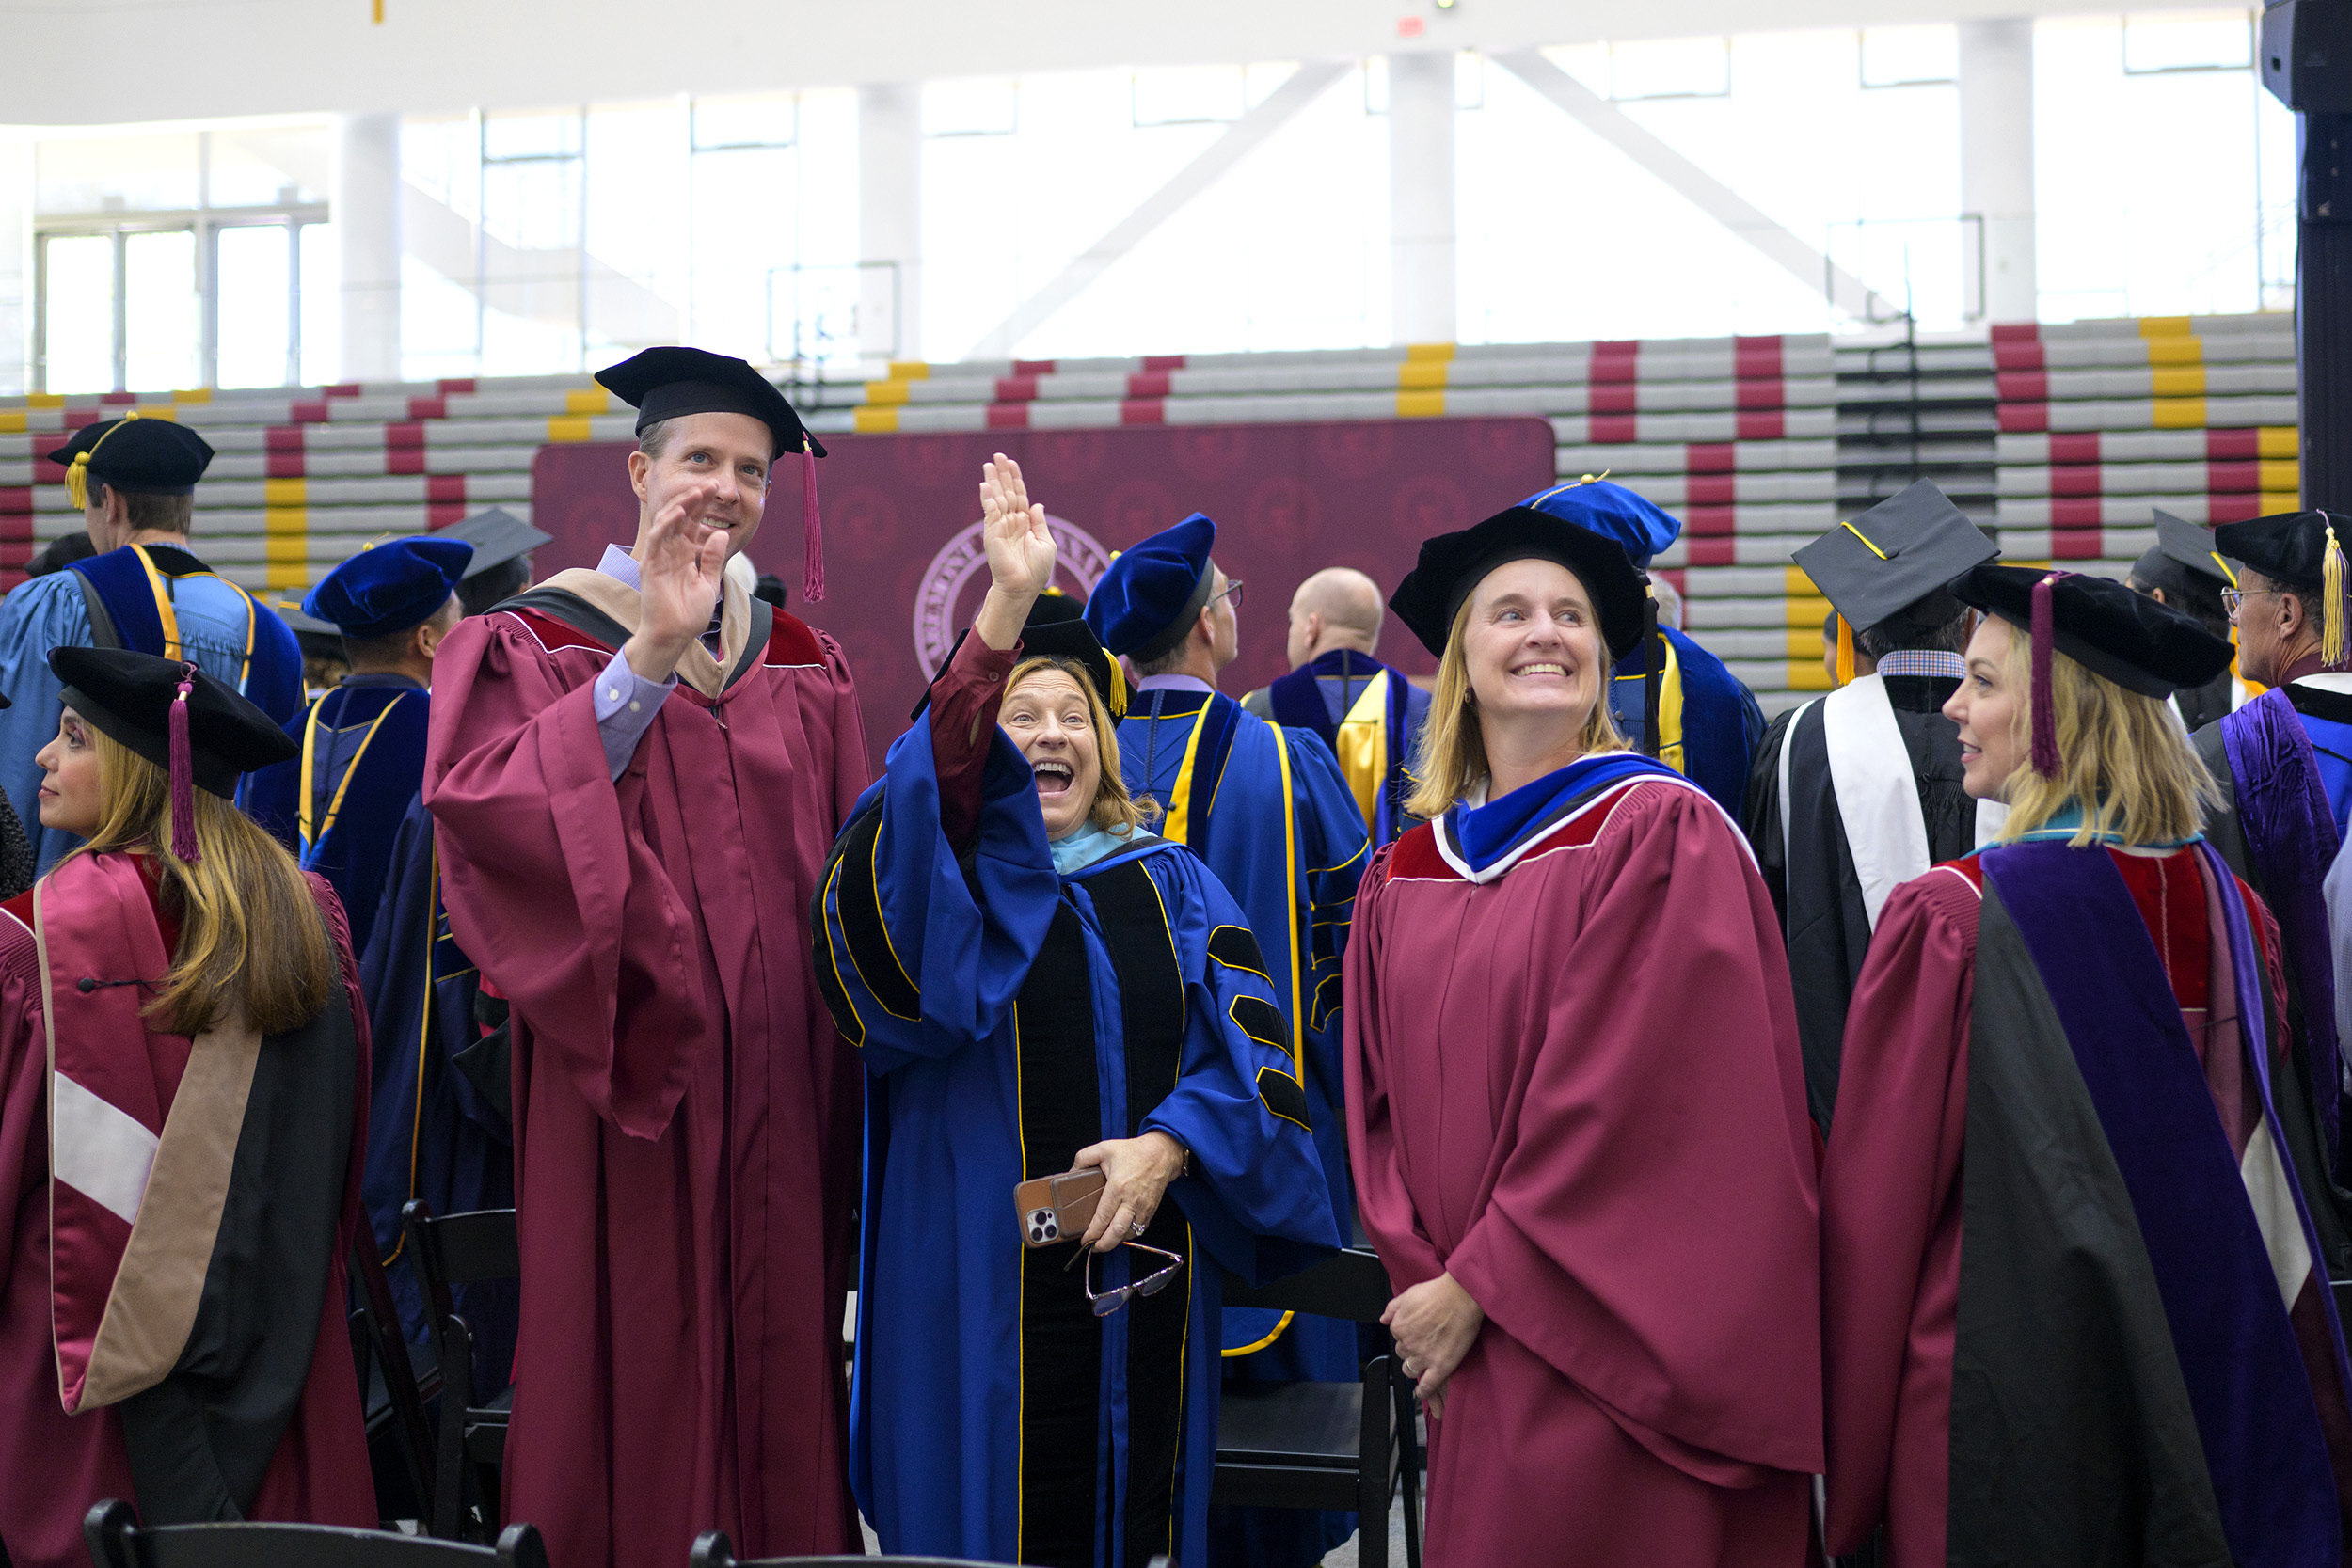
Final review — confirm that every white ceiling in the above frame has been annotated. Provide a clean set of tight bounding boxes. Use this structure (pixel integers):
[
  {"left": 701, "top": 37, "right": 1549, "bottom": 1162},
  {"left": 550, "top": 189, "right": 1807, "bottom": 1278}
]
[{"left": 0, "top": 0, "right": 2237, "bottom": 127}]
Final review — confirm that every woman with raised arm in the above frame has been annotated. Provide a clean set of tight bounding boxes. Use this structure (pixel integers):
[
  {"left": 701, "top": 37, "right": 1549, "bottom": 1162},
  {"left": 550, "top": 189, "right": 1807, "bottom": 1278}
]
[
  {"left": 0, "top": 649, "right": 373, "bottom": 1567},
  {"left": 1343, "top": 484, "right": 1823, "bottom": 1566},
  {"left": 1822, "top": 565, "right": 2352, "bottom": 1566},
  {"left": 815, "top": 455, "right": 1340, "bottom": 1568}
]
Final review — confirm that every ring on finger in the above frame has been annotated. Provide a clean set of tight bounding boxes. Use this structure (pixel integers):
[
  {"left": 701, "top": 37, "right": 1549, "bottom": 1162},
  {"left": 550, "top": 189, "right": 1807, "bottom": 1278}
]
[{"left": 1129, "top": 1218, "right": 1147, "bottom": 1238}]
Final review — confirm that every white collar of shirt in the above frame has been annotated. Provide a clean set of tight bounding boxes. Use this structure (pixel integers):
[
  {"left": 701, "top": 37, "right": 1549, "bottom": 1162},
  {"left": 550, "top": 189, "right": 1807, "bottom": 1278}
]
[
  {"left": 596, "top": 544, "right": 643, "bottom": 591},
  {"left": 1134, "top": 673, "right": 1214, "bottom": 694}
]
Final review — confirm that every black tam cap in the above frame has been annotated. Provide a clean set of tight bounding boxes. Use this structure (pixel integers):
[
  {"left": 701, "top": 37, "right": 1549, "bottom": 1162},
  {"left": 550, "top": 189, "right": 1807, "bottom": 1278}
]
[
  {"left": 914, "top": 592, "right": 1128, "bottom": 722},
  {"left": 45, "top": 415, "right": 215, "bottom": 506},
  {"left": 1948, "top": 563, "right": 2234, "bottom": 698},
  {"left": 1389, "top": 504, "right": 1650, "bottom": 663},
  {"left": 438, "top": 506, "right": 553, "bottom": 577},
  {"left": 1794, "top": 481, "right": 1996, "bottom": 636},
  {"left": 2215, "top": 509, "right": 2343, "bottom": 593},
  {"left": 594, "top": 346, "right": 826, "bottom": 461},
  {"left": 51, "top": 646, "right": 297, "bottom": 798},
  {"left": 2141, "top": 508, "right": 2240, "bottom": 588}
]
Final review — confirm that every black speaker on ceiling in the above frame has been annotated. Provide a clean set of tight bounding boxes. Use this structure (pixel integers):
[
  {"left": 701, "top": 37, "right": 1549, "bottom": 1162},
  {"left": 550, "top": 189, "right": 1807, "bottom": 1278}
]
[{"left": 2265, "top": 0, "right": 2352, "bottom": 113}]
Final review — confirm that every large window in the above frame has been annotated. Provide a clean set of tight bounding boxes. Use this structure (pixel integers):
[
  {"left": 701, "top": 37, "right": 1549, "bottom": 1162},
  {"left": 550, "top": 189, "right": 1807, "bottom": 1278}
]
[{"left": 31, "top": 124, "right": 328, "bottom": 393}]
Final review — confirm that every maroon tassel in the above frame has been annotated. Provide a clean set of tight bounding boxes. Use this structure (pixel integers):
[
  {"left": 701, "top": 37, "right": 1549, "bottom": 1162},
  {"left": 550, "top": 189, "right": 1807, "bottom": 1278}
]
[
  {"left": 167, "top": 663, "right": 200, "bottom": 865},
  {"left": 2029, "top": 571, "right": 2061, "bottom": 778},
  {"left": 801, "top": 436, "right": 824, "bottom": 604}
]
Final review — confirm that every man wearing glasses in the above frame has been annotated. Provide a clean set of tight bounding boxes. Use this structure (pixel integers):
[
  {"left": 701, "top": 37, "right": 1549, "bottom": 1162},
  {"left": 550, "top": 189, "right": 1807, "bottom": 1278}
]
[
  {"left": 1083, "top": 514, "right": 1372, "bottom": 1568},
  {"left": 2192, "top": 509, "right": 2352, "bottom": 1271}
]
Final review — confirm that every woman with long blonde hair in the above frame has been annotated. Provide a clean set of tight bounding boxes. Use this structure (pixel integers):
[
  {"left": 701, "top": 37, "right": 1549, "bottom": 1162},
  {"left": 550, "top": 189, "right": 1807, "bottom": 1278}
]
[
  {"left": 813, "top": 456, "right": 1338, "bottom": 1568},
  {"left": 1822, "top": 564, "right": 2352, "bottom": 1566},
  {"left": 0, "top": 648, "right": 373, "bottom": 1566},
  {"left": 1343, "top": 490, "right": 1823, "bottom": 1566}
]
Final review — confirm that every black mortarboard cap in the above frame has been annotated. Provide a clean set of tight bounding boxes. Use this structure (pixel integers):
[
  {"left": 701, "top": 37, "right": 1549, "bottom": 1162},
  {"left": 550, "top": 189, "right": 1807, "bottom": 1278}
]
[
  {"left": 51, "top": 645, "right": 297, "bottom": 797},
  {"left": 1948, "top": 563, "right": 2234, "bottom": 698},
  {"left": 2143, "top": 509, "right": 2241, "bottom": 587},
  {"left": 2215, "top": 509, "right": 2342, "bottom": 592},
  {"left": 438, "top": 506, "right": 553, "bottom": 577},
  {"left": 594, "top": 346, "right": 825, "bottom": 461},
  {"left": 914, "top": 591, "right": 1128, "bottom": 722},
  {"left": 1389, "top": 504, "right": 1650, "bottom": 663},
  {"left": 45, "top": 415, "right": 215, "bottom": 504},
  {"left": 1793, "top": 481, "right": 1997, "bottom": 634}
]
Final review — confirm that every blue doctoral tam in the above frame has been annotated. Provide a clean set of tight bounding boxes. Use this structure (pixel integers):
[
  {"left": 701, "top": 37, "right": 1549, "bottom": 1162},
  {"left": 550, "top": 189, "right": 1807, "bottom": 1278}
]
[
  {"left": 304, "top": 536, "right": 475, "bottom": 639},
  {"left": 1519, "top": 478, "right": 1681, "bottom": 569},
  {"left": 1085, "top": 512, "right": 1218, "bottom": 661}
]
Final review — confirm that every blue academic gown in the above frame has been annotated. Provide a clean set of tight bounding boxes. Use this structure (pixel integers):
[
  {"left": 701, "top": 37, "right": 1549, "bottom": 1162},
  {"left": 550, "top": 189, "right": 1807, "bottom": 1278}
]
[
  {"left": 1114, "top": 687, "right": 1370, "bottom": 1567},
  {"left": 1609, "top": 624, "right": 1767, "bottom": 821},
  {"left": 245, "top": 673, "right": 431, "bottom": 959},
  {"left": 0, "top": 543, "right": 302, "bottom": 870},
  {"left": 821, "top": 718, "right": 1340, "bottom": 1568},
  {"left": 1252, "top": 649, "right": 1432, "bottom": 846},
  {"left": 358, "top": 792, "right": 516, "bottom": 1386}
]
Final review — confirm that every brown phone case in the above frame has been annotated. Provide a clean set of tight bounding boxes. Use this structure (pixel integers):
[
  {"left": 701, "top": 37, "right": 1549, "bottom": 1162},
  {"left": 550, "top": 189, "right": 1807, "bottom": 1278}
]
[{"left": 1015, "top": 1168, "right": 1108, "bottom": 1247}]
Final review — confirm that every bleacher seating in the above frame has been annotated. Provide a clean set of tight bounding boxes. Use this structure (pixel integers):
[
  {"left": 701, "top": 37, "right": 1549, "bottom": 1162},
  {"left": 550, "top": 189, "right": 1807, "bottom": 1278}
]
[{"left": 0, "top": 311, "right": 2296, "bottom": 720}]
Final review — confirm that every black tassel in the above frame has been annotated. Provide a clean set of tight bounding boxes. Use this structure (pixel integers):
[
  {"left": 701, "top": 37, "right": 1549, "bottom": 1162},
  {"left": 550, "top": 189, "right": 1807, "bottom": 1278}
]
[{"left": 1641, "top": 591, "right": 1662, "bottom": 760}]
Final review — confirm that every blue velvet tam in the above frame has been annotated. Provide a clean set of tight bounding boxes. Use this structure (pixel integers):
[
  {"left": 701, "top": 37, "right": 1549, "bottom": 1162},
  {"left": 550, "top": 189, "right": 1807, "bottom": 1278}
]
[
  {"left": 1083, "top": 512, "right": 1218, "bottom": 661},
  {"left": 1518, "top": 477, "right": 1681, "bottom": 569},
  {"left": 302, "top": 535, "right": 475, "bottom": 639}
]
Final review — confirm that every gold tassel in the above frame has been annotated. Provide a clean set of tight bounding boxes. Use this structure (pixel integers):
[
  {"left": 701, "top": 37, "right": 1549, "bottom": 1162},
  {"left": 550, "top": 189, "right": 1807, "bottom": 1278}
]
[
  {"left": 2326, "top": 515, "right": 2347, "bottom": 670},
  {"left": 1835, "top": 614, "right": 1855, "bottom": 687},
  {"left": 64, "top": 411, "right": 142, "bottom": 513}
]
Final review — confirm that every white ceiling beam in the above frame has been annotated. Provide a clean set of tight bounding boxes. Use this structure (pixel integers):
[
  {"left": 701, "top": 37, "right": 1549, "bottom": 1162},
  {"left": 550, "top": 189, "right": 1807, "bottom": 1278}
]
[
  {"left": 961, "top": 58, "right": 1350, "bottom": 362},
  {"left": 1490, "top": 46, "right": 1894, "bottom": 324}
]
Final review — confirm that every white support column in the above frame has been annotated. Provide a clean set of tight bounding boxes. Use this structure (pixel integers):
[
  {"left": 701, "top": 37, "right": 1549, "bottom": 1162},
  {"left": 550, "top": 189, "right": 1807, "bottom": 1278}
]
[
  {"left": 0, "top": 133, "right": 28, "bottom": 396},
  {"left": 1389, "top": 51, "right": 1457, "bottom": 346},
  {"left": 859, "top": 84, "right": 923, "bottom": 364},
  {"left": 1959, "top": 20, "right": 2038, "bottom": 325},
  {"left": 332, "top": 113, "right": 404, "bottom": 384}
]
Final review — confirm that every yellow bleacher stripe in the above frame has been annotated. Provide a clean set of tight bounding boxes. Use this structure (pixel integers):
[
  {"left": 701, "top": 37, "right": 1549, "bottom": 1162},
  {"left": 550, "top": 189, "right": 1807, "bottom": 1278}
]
[
  {"left": 2258, "top": 426, "right": 2297, "bottom": 459},
  {"left": 2259, "top": 459, "right": 2300, "bottom": 493},
  {"left": 1784, "top": 596, "right": 1831, "bottom": 627},
  {"left": 1784, "top": 565, "right": 1818, "bottom": 595},
  {"left": 2259, "top": 489, "right": 2300, "bottom": 513},
  {"left": 2138, "top": 316, "right": 2193, "bottom": 339},
  {"left": 1406, "top": 343, "right": 1456, "bottom": 362},
  {"left": 133, "top": 405, "right": 179, "bottom": 421},
  {"left": 1395, "top": 389, "right": 1445, "bottom": 418},
  {"left": 26, "top": 394, "right": 63, "bottom": 409},
  {"left": 2150, "top": 366, "right": 2205, "bottom": 398},
  {"left": 564, "top": 388, "right": 610, "bottom": 416},
  {"left": 887, "top": 361, "right": 931, "bottom": 380},
  {"left": 866, "top": 380, "right": 913, "bottom": 405},
  {"left": 263, "top": 507, "right": 308, "bottom": 592},
  {"left": 854, "top": 405, "right": 901, "bottom": 434},
  {"left": 2145, "top": 337, "right": 2201, "bottom": 366},
  {"left": 2152, "top": 398, "right": 2207, "bottom": 430},
  {"left": 1397, "top": 360, "right": 1448, "bottom": 390},
  {"left": 263, "top": 478, "right": 307, "bottom": 507},
  {"left": 545, "top": 415, "right": 594, "bottom": 443},
  {"left": 1788, "top": 662, "right": 1834, "bottom": 692},
  {"left": 170, "top": 388, "right": 211, "bottom": 404},
  {"left": 0, "top": 412, "right": 24, "bottom": 435},
  {"left": 1785, "top": 628, "right": 1824, "bottom": 657}
]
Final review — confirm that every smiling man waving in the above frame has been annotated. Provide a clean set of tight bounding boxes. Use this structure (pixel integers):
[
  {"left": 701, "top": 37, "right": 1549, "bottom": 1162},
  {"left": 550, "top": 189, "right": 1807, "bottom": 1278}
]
[{"left": 423, "top": 347, "right": 870, "bottom": 1568}]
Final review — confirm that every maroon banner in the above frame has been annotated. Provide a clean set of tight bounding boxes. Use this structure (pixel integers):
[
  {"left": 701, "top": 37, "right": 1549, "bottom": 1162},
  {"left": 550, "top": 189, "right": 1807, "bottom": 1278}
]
[{"left": 531, "top": 417, "right": 1558, "bottom": 766}]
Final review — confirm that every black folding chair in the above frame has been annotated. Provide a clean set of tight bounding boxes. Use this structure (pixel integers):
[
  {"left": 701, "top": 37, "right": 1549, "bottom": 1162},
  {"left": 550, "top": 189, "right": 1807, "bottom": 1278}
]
[
  {"left": 688, "top": 1533, "right": 1020, "bottom": 1568},
  {"left": 347, "top": 1234, "right": 440, "bottom": 1526},
  {"left": 402, "top": 1202, "right": 520, "bottom": 1543},
  {"left": 83, "top": 1500, "right": 546, "bottom": 1568},
  {"left": 1214, "top": 1247, "right": 1423, "bottom": 1568}
]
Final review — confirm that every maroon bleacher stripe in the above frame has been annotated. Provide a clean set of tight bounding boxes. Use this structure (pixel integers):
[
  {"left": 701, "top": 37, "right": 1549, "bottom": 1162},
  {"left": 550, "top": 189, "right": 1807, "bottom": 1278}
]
[
  {"left": 2212, "top": 495, "right": 2271, "bottom": 522},
  {"left": 0, "top": 488, "right": 27, "bottom": 515},
  {"left": 407, "top": 396, "right": 447, "bottom": 420},
  {"left": 65, "top": 411, "right": 101, "bottom": 432},
  {"left": 267, "top": 451, "right": 304, "bottom": 479},
  {"left": 2050, "top": 499, "right": 2101, "bottom": 526},
  {"left": 293, "top": 400, "right": 331, "bottom": 423},
  {"left": 994, "top": 376, "right": 1039, "bottom": 404},
  {"left": 1994, "top": 341, "right": 2046, "bottom": 372},
  {"left": 1591, "top": 356, "right": 1637, "bottom": 385},
  {"left": 1591, "top": 385, "right": 1637, "bottom": 414},
  {"left": 1657, "top": 567, "right": 1688, "bottom": 593},
  {"left": 1733, "top": 380, "right": 1786, "bottom": 411},
  {"left": 1736, "top": 411, "right": 1786, "bottom": 440},
  {"left": 1127, "top": 371, "right": 1172, "bottom": 399},
  {"left": 1733, "top": 341, "right": 1783, "bottom": 379},
  {"left": 1687, "top": 473, "right": 1737, "bottom": 506},
  {"left": 427, "top": 474, "right": 467, "bottom": 503},
  {"left": 1684, "top": 507, "right": 1736, "bottom": 536},
  {"left": 2047, "top": 432, "right": 2100, "bottom": 463},
  {"left": 385, "top": 421, "right": 426, "bottom": 447},
  {"left": 1685, "top": 442, "right": 1736, "bottom": 473},
  {"left": 325, "top": 384, "right": 362, "bottom": 399},
  {"left": 1012, "top": 359, "right": 1056, "bottom": 376},
  {"left": 0, "top": 515, "right": 29, "bottom": 544},
  {"left": 1589, "top": 415, "right": 1638, "bottom": 444},
  {"left": 2050, "top": 469, "right": 2099, "bottom": 498},
  {"left": 2000, "top": 404, "right": 2050, "bottom": 434},
  {"left": 266, "top": 425, "right": 304, "bottom": 451},
  {"left": 100, "top": 391, "right": 136, "bottom": 406},
  {"left": 437, "top": 378, "right": 477, "bottom": 394},
  {"left": 388, "top": 447, "right": 425, "bottom": 475},
  {"left": 2208, "top": 429, "right": 2272, "bottom": 460},
  {"left": 1990, "top": 322, "right": 2041, "bottom": 343},
  {"left": 1141, "top": 355, "right": 1186, "bottom": 372},
  {"left": 1120, "top": 400, "right": 1166, "bottom": 424},
  {"left": 1996, "top": 371, "right": 2050, "bottom": 403},
  {"left": 428, "top": 501, "right": 469, "bottom": 528},
  {"left": 1685, "top": 538, "right": 1736, "bottom": 567},
  {"left": 987, "top": 404, "right": 1028, "bottom": 430}
]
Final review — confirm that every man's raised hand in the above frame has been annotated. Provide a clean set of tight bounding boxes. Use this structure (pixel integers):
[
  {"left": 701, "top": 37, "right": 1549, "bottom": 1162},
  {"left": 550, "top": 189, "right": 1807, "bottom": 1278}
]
[
  {"left": 626, "top": 480, "right": 727, "bottom": 682},
  {"left": 974, "top": 454, "right": 1054, "bottom": 652}
]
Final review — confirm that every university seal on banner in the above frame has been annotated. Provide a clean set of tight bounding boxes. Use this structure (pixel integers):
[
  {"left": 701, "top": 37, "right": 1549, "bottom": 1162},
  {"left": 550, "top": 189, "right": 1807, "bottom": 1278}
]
[{"left": 914, "top": 514, "right": 1115, "bottom": 677}]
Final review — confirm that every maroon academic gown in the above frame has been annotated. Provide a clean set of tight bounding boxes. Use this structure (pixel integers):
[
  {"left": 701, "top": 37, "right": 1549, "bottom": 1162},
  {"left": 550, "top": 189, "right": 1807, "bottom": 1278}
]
[
  {"left": 0, "top": 864, "right": 375, "bottom": 1568},
  {"left": 1344, "top": 777, "right": 1824, "bottom": 1567},
  {"left": 1820, "top": 847, "right": 2351, "bottom": 1565},
  {"left": 423, "top": 595, "right": 869, "bottom": 1568}
]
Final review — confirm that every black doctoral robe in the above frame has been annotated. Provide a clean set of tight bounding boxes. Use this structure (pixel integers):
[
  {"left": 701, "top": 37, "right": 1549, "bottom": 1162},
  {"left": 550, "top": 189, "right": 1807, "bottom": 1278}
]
[{"left": 1744, "top": 672, "right": 1976, "bottom": 1132}]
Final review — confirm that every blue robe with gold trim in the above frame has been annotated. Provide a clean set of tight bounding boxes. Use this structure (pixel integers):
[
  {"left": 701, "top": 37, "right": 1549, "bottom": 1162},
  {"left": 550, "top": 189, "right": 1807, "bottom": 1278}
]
[
  {"left": 0, "top": 543, "right": 302, "bottom": 870},
  {"left": 1248, "top": 650, "right": 1432, "bottom": 846},
  {"left": 1112, "top": 688, "right": 1370, "bottom": 1567},
  {"left": 818, "top": 718, "right": 1339, "bottom": 1568},
  {"left": 245, "top": 673, "right": 430, "bottom": 959},
  {"left": 1609, "top": 624, "right": 1766, "bottom": 822}
]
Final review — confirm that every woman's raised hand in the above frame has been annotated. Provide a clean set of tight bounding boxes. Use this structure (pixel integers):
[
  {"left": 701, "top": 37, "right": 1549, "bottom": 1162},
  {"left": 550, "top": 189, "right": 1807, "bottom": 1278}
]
[{"left": 975, "top": 453, "right": 1055, "bottom": 651}]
